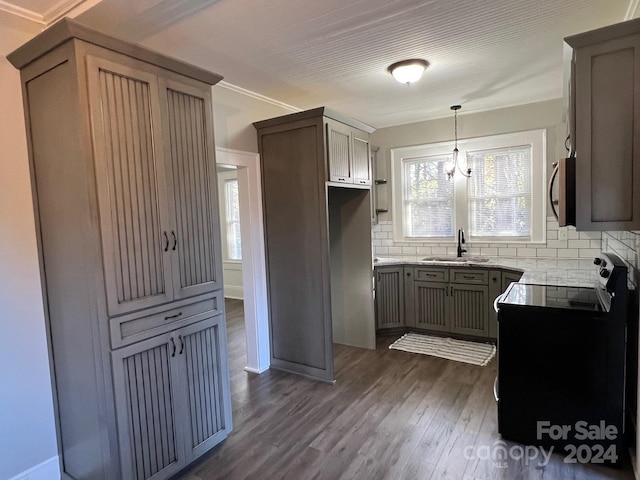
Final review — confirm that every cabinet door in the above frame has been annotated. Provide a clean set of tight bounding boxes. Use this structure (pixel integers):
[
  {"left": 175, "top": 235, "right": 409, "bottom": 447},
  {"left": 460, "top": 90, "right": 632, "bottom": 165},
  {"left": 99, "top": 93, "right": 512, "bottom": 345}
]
[
  {"left": 112, "top": 333, "right": 183, "bottom": 480},
  {"left": 160, "top": 78, "right": 223, "bottom": 299},
  {"left": 179, "top": 316, "right": 232, "bottom": 462},
  {"left": 573, "top": 34, "right": 640, "bottom": 230},
  {"left": 375, "top": 267, "right": 404, "bottom": 329},
  {"left": 327, "top": 120, "right": 352, "bottom": 183},
  {"left": 352, "top": 129, "right": 371, "bottom": 185},
  {"left": 450, "top": 284, "right": 489, "bottom": 337},
  {"left": 414, "top": 281, "right": 449, "bottom": 332},
  {"left": 87, "top": 56, "right": 174, "bottom": 316},
  {"left": 501, "top": 271, "right": 522, "bottom": 293}
]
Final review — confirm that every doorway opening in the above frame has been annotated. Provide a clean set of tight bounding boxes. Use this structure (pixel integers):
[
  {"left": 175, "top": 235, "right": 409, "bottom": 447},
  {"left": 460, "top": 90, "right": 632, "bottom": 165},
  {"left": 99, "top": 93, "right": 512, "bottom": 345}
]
[{"left": 216, "top": 148, "right": 269, "bottom": 373}]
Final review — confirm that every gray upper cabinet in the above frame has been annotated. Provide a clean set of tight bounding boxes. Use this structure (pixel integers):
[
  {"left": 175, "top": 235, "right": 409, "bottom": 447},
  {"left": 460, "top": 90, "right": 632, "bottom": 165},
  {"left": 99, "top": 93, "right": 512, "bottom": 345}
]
[
  {"left": 326, "top": 116, "right": 373, "bottom": 186},
  {"left": 87, "top": 56, "right": 222, "bottom": 317},
  {"left": 566, "top": 18, "right": 640, "bottom": 230},
  {"left": 9, "top": 19, "right": 231, "bottom": 480}
]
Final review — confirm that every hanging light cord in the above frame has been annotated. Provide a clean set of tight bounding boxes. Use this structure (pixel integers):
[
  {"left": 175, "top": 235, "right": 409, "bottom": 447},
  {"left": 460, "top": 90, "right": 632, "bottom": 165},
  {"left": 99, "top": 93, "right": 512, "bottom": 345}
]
[{"left": 450, "top": 105, "right": 471, "bottom": 178}]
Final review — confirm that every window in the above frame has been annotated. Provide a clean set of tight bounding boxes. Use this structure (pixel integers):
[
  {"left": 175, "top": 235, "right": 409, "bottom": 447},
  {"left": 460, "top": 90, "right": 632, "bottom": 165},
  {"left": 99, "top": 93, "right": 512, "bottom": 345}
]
[
  {"left": 225, "top": 179, "right": 242, "bottom": 260},
  {"left": 391, "top": 130, "right": 546, "bottom": 243}
]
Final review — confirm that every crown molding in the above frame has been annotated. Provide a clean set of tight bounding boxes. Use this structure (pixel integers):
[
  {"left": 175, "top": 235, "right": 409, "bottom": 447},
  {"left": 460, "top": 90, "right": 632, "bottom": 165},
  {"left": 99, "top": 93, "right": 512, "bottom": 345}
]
[
  {"left": 217, "top": 81, "right": 301, "bottom": 114},
  {"left": 43, "top": 0, "right": 97, "bottom": 25},
  {"left": 0, "top": 0, "right": 44, "bottom": 24},
  {"left": 0, "top": 0, "right": 98, "bottom": 26},
  {"left": 625, "top": 0, "right": 640, "bottom": 19}
]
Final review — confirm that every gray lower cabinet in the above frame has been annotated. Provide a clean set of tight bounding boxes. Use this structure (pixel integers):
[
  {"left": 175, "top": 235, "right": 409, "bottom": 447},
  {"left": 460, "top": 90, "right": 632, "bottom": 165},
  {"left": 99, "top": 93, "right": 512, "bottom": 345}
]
[
  {"left": 112, "top": 316, "right": 231, "bottom": 480},
  {"left": 377, "top": 264, "right": 522, "bottom": 340},
  {"left": 450, "top": 284, "right": 489, "bottom": 337},
  {"left": 414, "top": 281, "right": 449, "bottom": 332},
  {"left": 375, "top": 266, "right": 404, "bottom": 329},
  {"left": 8, "top": 20, "right": 232, "bottom": 480}
]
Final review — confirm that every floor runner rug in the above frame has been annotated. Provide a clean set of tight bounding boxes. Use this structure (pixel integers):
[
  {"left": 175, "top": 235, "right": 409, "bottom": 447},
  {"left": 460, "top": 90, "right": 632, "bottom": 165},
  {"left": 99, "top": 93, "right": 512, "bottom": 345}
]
[{"left": 389, "top": 333, "right": 496, "bottom": 366}]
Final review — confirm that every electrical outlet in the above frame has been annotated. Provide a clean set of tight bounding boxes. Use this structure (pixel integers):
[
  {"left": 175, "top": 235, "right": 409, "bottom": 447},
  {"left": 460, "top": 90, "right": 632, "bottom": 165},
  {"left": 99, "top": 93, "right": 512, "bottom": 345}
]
[{"left": 558, "top": 228, "right": 567, "bottom": 241}]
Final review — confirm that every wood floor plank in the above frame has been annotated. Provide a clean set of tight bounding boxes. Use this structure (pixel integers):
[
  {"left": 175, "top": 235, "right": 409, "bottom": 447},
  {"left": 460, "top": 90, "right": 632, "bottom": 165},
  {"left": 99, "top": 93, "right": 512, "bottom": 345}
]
[{"left": 172, "top": 299, "right": 634, "bottom": 480}]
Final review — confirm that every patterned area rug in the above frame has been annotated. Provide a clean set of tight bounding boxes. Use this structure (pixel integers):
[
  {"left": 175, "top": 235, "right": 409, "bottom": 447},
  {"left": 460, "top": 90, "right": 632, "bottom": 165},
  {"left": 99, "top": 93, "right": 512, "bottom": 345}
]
[{"left": 389, "top": 333, "right": 496, "bottom": 366}]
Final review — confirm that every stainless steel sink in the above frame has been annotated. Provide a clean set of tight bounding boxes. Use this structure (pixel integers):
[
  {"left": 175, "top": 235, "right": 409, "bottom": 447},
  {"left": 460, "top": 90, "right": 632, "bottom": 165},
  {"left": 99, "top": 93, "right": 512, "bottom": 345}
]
[{"left": 421, "top": 255, "right": 490, "bottom": 263}]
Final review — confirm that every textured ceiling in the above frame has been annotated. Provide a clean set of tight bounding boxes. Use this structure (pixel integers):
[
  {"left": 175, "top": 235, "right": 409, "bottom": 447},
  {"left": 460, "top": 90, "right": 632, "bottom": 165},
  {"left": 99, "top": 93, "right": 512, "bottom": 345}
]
[{"left": 3, "top": 0, "right": 636, "bottom": 128}]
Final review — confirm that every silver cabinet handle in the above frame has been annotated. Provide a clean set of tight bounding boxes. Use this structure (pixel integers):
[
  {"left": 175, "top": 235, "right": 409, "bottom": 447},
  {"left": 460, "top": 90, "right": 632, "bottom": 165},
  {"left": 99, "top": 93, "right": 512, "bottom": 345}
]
[{"left": 493, "top": 376, "right": 499, "bottom": 402}]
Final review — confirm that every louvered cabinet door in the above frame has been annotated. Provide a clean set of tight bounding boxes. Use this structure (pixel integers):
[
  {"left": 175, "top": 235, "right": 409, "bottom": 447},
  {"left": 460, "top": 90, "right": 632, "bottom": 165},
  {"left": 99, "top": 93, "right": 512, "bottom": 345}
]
[
  {"left": 414, "top": 281, "right": 449, "bottom": 332},
  {"left": 87, "top": 56, "right": 174, "bottom": 316},
  {"left": 160, "top": 78, "right": 223, "bottom": 299},
  {"left": 375, "top": 267, "right": 404, "bottom": 329},
  {"left": 178, "top": 316, "right": 232, "bottom": 462},
  {"left": 112, "top": 333, "right": 183, "bottom": 480},
  {"left": 450, "top": 284, "right": 489, "bottom": 337},
  {"left": 327, "top": 120, "right": 352, "bottom": 183}
]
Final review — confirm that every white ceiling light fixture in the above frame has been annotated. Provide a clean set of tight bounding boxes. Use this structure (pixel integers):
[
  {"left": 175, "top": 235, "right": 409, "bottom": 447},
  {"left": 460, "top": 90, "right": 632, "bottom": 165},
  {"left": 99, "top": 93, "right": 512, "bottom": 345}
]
[
  {"left": 387, "top": 59, "right": 429, "bottom": 85},
  {"left": 447, "top": 105, "right": 472, "bottom": 179}
]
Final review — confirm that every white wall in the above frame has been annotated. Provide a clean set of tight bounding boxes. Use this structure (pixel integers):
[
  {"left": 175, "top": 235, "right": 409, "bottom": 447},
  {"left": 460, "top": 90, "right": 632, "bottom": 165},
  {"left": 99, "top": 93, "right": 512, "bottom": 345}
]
[
  {"left": 0, "top": 12, "right": 59, "bottom": 480},
  {"left": 371, "top": 98, "right": 567, "bottom": 224}
]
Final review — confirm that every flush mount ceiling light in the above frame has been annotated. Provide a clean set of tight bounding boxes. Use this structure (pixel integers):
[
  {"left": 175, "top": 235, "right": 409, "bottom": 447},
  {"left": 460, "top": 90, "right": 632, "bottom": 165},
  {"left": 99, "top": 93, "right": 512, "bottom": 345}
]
[
  {"left": 387, "top": 59, "right": 429, "bottom": 85},
  {"left": 447, "top": 105, "right": 472, "bottom": 179}
]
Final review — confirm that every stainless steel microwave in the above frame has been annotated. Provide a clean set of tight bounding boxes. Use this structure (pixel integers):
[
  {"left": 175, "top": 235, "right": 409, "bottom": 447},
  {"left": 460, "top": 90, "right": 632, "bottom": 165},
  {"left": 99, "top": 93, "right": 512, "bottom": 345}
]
[{"left": 549, "top": 156, "right": 576, "bottom": 227}]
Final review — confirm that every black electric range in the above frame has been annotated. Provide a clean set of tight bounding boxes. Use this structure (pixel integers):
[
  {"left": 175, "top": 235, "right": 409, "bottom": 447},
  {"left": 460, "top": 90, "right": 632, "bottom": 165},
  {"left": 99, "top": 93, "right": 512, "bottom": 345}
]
[{"left": 495, "top": 253, "right": 629, "bottom": 463}]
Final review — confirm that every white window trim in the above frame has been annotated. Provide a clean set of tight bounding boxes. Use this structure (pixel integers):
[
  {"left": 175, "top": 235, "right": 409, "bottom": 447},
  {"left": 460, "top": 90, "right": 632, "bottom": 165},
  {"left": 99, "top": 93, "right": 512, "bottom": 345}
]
[{"left": 390, "top": 129, "right": 547, "bottom": 244}]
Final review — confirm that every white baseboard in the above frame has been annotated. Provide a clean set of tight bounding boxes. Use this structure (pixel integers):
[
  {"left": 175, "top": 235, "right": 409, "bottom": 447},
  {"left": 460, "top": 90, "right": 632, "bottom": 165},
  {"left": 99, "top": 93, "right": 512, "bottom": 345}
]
[
  {"left": 244, "top": 366, "right": 269, "bottom": 374},
  {"left": 224, "top": 285, "right": 243, "bottom": 300},
  {"left": 8, "top": 456, "right": 59, "bottom": 480}
]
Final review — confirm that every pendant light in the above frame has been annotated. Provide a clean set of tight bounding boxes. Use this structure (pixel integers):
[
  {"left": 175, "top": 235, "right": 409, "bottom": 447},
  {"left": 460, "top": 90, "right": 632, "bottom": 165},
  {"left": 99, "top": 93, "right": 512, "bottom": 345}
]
[{"left": 447, "top": 105, "right": 471, "bottom": 179}]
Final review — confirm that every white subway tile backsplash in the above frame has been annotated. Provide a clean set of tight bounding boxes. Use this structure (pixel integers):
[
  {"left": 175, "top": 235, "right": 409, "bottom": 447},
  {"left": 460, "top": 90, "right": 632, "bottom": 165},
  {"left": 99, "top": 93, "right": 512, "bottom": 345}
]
[
  {"left": 568, "top": 239, "right": 591, "bottom": 249},
  {"left": 380, "top": 224, "right": 394, "bottom": 232},
  {"left": 579, "top": 248, "right": 601, "bottom": 258},
  {"left": 431, "top": 247, "right": 447, "bottom": 254},
  {"left": 498, "top": 248, "right": 517, "bottom": 256},
  {"left": 388, "top": 246, "right": 402, "bottom": 255},
  {"left": 372, "top": 239, "right": 382, "bottom": 246},
  {"left": 567, "top": 230, "right": 580, "bottom": 240},
  {"left": 537, "top": 249, "right": 558, "bottom": 257},
  {"left": 481, "top": 248, "right": 498, "bottom": 256},
  {"left": 558, "top": 249, "right": 579, "bottom": 258},
  {"left": 590, "top": 240, "right": 602, "bottom": 249},
  {"left": 517, "top": 248, "right": 538, "bottom": 257},
  {"left": 579, "top": 231, "right": 601, "bottom": 240},
  {"left": 402, "top": 246, "right": 417, "bottom": 255},
  {"left": 546, "top": 240, "right": 567, "bottom": 249},
  {"left": 374, "top": 246, "right": 389, "bottom": 255},
  {"left": 546, "top": 230, "right": 558, "bottom": 240}
]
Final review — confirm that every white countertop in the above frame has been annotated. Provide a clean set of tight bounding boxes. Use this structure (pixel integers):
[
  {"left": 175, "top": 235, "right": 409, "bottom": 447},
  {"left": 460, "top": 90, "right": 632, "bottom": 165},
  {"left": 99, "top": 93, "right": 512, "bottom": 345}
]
[{"left": 373, "top": 256, "right": 599, "bottom": 288}]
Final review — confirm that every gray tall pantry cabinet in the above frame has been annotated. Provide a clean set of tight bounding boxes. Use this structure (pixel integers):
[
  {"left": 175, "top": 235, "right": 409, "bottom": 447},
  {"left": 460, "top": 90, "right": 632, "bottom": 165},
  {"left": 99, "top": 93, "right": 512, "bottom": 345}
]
[
  {"left": 8, "top": 19, "right": 232, "bottom": 480},
  {"left": 254, "top": 108, "right": 376, "bottom": 384}
]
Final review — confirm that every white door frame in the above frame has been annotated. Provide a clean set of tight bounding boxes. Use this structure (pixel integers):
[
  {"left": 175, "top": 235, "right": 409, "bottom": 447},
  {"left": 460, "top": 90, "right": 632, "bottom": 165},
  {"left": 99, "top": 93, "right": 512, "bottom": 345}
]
[{"left": 216, "top": 147, "right": 270, "bottom": 373}]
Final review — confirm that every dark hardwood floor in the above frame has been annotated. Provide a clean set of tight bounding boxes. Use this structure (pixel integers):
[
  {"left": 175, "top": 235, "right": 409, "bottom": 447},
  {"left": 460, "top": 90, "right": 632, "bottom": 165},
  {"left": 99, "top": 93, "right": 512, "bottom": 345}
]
[{"left": 174, "top": 299, "right": 635, "bottom": 480}]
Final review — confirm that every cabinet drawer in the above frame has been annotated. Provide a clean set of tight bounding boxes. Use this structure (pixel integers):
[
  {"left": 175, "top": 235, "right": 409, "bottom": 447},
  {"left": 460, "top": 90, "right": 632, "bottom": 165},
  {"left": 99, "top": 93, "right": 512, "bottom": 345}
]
[
  {"left": 414, "top": 267, "right": 449, "bottom": 282},
  {"left": 451, "top": 269, "right": 489, "bottom": 285},
  {"left": 110, "top": 291, "right": 224, "bottom": 348}
]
